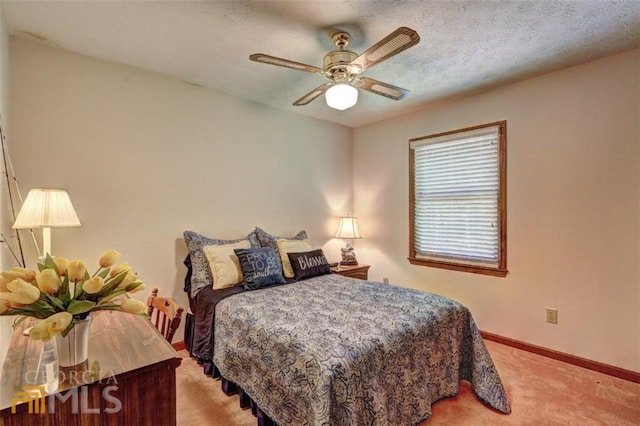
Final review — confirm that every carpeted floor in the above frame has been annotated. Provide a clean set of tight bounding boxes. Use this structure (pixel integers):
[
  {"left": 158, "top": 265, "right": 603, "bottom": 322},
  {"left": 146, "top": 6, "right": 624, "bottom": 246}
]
[{"left": 176, "top": 340, "right": 640, "bottom": 425}]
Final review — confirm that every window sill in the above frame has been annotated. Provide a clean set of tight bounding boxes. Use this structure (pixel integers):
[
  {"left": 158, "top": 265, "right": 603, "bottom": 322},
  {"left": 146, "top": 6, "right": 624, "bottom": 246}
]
[{"left": 408, "top": 257, "right": 508, "bottom": 277}]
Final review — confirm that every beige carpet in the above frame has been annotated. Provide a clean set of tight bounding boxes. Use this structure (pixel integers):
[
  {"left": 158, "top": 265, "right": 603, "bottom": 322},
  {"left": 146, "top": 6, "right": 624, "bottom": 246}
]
[{"left": 176, "top": 341, "right": 640, "bottom": 425}]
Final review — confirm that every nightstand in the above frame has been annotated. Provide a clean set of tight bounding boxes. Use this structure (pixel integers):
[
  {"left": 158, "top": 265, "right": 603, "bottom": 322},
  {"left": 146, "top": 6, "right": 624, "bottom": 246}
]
[{"left": 330, "top": 264, "right": 370, "bottom": 280}]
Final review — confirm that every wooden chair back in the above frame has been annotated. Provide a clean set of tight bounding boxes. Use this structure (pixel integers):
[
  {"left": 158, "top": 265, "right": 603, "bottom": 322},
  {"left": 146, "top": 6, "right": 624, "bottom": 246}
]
[{"left": 146, "top": 288, "right": 184, "bottom": 344}]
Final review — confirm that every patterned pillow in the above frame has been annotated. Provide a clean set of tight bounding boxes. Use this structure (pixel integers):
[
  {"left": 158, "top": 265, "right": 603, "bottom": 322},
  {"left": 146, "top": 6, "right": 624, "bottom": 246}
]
[
  {"left": 203, "top": 240, "right": 251, "bottom": 290},
  {"left": 234, "top": 247, "right": 286, "bottom": 290},
  {"left": 254, "top": 227, "right": 308, "bottom": 249},
  {"left": 183, "top": 230, "right": 260, "bottom": 295},
  {"left": 287, "top": 249, "right": 331, "bottom": 280},
  {"left": 276, "top": 239, "right": 313, "bottom": 279}
]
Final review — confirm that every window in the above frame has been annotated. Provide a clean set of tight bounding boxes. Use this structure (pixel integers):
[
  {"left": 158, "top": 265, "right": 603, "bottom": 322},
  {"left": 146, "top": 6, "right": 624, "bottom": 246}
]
[{"left": 409, "top": 121, "right": 507, "bottom": 277}]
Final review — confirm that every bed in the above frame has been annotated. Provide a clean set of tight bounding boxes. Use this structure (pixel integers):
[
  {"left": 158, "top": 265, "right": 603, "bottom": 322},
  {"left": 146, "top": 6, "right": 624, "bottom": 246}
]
[{"left": 183, "top": 228, "right": 510, "bottom": 425}]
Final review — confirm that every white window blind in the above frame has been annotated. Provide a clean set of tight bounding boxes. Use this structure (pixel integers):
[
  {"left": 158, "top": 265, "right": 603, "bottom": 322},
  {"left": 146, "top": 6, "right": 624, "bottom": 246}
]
[{"left": 410, "top": 125, "right": 501, "bottom": 266}]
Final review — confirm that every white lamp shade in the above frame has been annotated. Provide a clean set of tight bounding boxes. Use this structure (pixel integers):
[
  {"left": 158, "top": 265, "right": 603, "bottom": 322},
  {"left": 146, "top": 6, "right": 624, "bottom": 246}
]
[
  {"left": 335, "top": 216, "right": 362, "bottom": 239},
  {"left": 13, "top": 189, "right": 81, "bottom": 229},
  {"left": 325, "top": 84, "right": 358, "bottom": 110}
]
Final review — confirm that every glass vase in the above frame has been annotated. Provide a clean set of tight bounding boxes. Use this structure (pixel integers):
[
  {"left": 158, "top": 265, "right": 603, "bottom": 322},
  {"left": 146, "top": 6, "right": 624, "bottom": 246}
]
[{"left": 54, "top": 316, "right": 92, "bottom": 367}]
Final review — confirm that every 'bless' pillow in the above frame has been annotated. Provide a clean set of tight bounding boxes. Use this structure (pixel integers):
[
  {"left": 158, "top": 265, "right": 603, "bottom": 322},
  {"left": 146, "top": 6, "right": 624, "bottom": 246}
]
[{"left": 287, "top": 249, "right": 331, "bottom": 280}]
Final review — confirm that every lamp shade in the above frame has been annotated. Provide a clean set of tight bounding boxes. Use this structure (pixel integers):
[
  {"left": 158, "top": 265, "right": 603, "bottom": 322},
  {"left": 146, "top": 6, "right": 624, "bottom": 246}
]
[
  {"left": 325, "top": 84, "right": 358, "bottom": 110},
  {"left": 335, "top": 216, "right": 362, "bottom": 239},
  {"left": 13, "top": 189, "right": 81, "bottom": 229}
]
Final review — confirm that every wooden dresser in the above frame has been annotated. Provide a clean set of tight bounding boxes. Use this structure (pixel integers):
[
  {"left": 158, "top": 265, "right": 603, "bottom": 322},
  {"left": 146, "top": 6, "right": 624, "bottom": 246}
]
[
  {"left": 0, "top": 310, "right": 182, "bottom": 425},
  {"left": 330, "top": 263, "right": 370, "bottom": 280}
]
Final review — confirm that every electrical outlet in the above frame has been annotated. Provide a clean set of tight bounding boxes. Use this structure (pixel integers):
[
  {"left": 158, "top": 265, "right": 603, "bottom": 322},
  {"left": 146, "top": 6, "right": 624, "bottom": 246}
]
[
  {"left": 546, "top": 308, "right": 558, "bottom": 324},
  {"left": 382, "top": 277, "right": 389, "bottom": 284}
]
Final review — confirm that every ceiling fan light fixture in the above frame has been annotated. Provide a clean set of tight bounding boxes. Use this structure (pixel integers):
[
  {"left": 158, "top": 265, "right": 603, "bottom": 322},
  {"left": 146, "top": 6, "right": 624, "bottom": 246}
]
[{"left": 325, "top": 84, "right": 358, "bottom": 110}]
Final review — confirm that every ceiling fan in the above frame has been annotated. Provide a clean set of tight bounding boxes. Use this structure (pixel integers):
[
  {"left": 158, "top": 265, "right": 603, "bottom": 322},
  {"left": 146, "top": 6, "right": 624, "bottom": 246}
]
[{"left": 250, "top": 27, "right": 420, "bottom": 110}]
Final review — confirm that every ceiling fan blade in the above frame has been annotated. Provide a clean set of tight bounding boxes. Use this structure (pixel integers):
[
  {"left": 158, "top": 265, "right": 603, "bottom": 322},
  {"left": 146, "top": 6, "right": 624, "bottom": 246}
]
[
  {"left": 293, "top": 83, "right": 333, "bottom": 106},
  {"left": 358, "top": 77, "right": 409, "bottom": 100},
  {"left": 349, "top": 27, "right": 420, "bottom": 72},
  {"left": 250, "top": 54, "right": 323, "bottom": 74}
]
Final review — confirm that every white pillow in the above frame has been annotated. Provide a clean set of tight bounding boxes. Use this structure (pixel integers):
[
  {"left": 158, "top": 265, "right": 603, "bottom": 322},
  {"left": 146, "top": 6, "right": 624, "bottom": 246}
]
[
  {"left": 276, "top": 238, "right": 312, "bottom": 279},
  {"left": 203, "top": 240, "right": 251, "bottom": 289}
]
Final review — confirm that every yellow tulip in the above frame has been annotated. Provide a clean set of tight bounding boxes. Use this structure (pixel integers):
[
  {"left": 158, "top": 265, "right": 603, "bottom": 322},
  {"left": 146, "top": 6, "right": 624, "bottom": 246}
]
[
  {"left": 54, "top": 257, "right": 69, "bottom": 276},
  {"left": 120, "top": 299, "right": 146, "bottom": 314},
  {"left": 29, "top": 312, "right": 73, "bottom": 341},
  {"left": 7, "top": 278, "right": 40, "bottom": 305},
  {"left": 99, "top": 249, "right": 121, "bottom": 268},
  {"left": 0, "top": 276, "right": 10, "bottom": 292},
  {"left": 117, "top": 271, "right": 137, "bottom": 289},
  {"left": 36, "top": 269, "right": 61, "bottom": 294},
  {"left": 29, "top": 319, "right": 52, "bottom": 341},
  {"left": 67, "top": 260, "right": 87, "bottom": 282},
  {"left": 46, "top": 312, "right": 73, "bottom": 334},
  {"left": 2, "top": 267, "right": 36, "bottom": 283},
  {"left": 110, "top": 262, "right": 133, "bottom": 277},
  {"left": 0, "top": 292, "right": 11, "bottom": 314},
  {"left": 83, "top": 277, "right": 105, "bottom": 294}
]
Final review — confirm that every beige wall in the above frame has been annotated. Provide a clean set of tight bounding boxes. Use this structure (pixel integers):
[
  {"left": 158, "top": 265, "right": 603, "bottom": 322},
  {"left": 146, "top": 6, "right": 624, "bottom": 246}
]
[
  {"left": 8, "top": 38, "right": 352, "bottom": 326},
  {"left": 0, "top": 0, "right": 10, "bottom": 270},
  {"left": 0, "top": 0, "right": 12, "bottom": 358},
  {"left": 353, "top": 49, "right": 640, "bottom": 372},
  {"left": 5, "top": 34, "right": 639, "bottom": 373}
]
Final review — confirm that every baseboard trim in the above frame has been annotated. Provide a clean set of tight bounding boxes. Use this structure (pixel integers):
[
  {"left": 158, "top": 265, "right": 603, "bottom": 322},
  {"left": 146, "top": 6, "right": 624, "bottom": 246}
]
[
  {"left": 481, "top": 331, "right": 640, "bottom": 384},
  {"left": 172, "top": 340, "right": 185, "bottom": 351}
]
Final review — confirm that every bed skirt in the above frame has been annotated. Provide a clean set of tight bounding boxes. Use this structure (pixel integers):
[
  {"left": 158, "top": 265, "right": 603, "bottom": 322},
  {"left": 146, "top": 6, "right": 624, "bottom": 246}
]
[{"left": 195, "top": 355, "right": 277, "bottom": 426}]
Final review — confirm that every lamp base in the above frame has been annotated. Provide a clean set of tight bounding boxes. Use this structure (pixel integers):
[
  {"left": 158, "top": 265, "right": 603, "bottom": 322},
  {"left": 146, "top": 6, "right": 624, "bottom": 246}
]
[{"left": 340, "top": 242, "right": 358, "bottom": 265}]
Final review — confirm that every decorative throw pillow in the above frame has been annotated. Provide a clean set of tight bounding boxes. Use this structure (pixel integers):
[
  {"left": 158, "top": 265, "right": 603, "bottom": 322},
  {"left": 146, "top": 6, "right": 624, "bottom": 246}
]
[
  {"left": 184, "top": 230, "right": 259, "bottom": 295},
  {"left": 234, "top": 247, "right": 286, "bottom": 290},
  {"left": 254, "top": 227, "right": 308, "bottom": 249},
  {"left": 276, "top": 238, "right": 313, "bottom": 279},
  {"left": 203, "top": 240, "right": 251, "bottom": 290},
  {"left": 287, "top": 249, "right": 331, "bottom": 280}
]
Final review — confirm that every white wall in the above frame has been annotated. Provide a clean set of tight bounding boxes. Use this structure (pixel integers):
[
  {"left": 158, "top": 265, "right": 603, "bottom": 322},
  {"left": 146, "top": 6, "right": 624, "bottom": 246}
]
[
  {"left": 8, "top": 38, "right": 352, "bottom": 334},
  {"left": 353, "top": 49, "right": 640, "bottom": 372}
]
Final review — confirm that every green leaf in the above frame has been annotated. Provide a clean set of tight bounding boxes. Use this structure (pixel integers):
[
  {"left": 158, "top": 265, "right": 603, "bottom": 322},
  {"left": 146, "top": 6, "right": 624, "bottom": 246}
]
[
  {"left": 43, "top": 292, "right": 66, "bottom": 311},
  {"left": 97, "top": 269, "right": 110, "bottom": 279},
  {"left": 74, "top": 280, "right": 85, "bottom": 299},
  {"left": 43, "top": 254, "right": 58, "bottom": 271},
  {"left": 98, "top": 270, "right": 128, "bottom": 296},
  {"left": 66, "top": 300, "right": 96, "bottom": 315},
  {"left": 97, "top": 289, "right": 127, "bottom": 304},
  {"left": 9, "top": 301, "right": 56, "bottom": 318},
  {"left": 58, "top": 275, "right": 70, "bottom": 305}
]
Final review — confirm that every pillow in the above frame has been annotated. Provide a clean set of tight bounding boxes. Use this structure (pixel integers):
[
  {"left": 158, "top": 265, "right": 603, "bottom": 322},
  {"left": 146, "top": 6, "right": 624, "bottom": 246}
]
[
  {"left": 234, "top": 247, "right": 286, "bottom": 290},
  {"left": 276, "top": 239, "right": 312, "bottom": 279},
  {"left": 255, "top": 227, "right": 308, "bottom": 249},
  {"left": 183, "top": 230, "right": 260, "bottom": 295},
  {"left": 287, "top": 249, "right": 331, "bottom": 280},
  {"left": 203, "top": 240, "right": 251, "bottom": 290}
]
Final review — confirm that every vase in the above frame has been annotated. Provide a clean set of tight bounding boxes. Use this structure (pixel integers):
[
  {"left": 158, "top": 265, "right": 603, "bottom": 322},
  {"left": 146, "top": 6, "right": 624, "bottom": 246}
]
[{"left": 54, "top": 316, "right": 92, "bottom": 367}]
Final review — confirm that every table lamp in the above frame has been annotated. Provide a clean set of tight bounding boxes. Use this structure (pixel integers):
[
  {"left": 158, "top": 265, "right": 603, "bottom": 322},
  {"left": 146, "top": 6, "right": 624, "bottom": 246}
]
[
  {"left": 12, "top": 188, "right": 81, "bottom": 257},
  {"left": 335, "top": 216, "right": 361, "bottom": 265}
]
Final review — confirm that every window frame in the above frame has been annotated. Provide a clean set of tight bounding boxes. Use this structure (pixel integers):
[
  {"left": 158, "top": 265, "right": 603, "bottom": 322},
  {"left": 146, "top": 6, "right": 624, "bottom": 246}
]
[{"left": 408, "top": 121, "right": 507, "bottom": 277}]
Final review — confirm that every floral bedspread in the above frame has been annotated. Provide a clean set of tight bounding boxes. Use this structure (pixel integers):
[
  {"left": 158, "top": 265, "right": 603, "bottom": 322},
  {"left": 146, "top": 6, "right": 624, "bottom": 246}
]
[{"left": 213, "top": 273, "right": 510, "bottom": 425}]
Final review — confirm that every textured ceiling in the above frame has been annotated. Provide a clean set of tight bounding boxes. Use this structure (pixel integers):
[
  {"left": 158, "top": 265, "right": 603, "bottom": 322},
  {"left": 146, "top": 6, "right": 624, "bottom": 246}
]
[{"left": 3, "top": 0, "right": 639, "bottom": 128}]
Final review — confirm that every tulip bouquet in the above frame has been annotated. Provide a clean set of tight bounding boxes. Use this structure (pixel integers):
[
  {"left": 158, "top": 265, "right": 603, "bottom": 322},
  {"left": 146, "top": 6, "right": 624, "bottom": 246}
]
[{"left": 0, "top": 249, "right": 147, "bottom": 341}]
